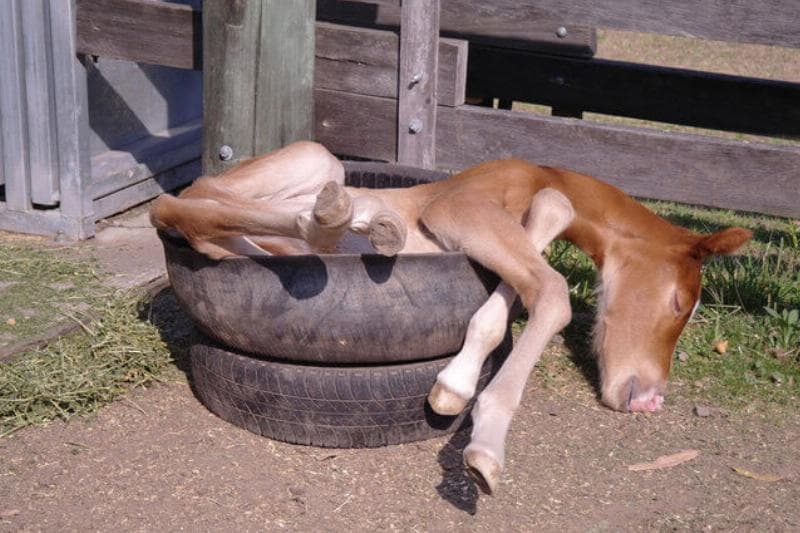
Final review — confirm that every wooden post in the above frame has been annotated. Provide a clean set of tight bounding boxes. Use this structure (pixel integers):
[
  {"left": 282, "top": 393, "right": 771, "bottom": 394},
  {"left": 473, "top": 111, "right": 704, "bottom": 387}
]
[
  {"left": 397, "top": 0, "right": 440, "bottom": 169},
  {"left": 202, "top": 0, "right": 315, "bottom": 176}
]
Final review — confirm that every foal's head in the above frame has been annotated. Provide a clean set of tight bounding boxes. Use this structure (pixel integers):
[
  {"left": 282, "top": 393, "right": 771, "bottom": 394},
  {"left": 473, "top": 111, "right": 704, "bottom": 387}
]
[{"left": 594, "top": 226, "right": 752, "bottom": 412}]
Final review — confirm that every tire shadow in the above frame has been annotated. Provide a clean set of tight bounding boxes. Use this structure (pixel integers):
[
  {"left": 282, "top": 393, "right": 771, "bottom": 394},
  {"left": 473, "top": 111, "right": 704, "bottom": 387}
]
[{"left": 138, "top": 284, "right": 197, "bottom": 377}]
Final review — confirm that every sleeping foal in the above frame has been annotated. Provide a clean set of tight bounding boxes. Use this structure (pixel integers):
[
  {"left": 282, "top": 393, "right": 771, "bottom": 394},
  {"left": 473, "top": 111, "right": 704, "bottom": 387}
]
[{"left": 151, "top": 141, "right": 751, "bottom": 493}]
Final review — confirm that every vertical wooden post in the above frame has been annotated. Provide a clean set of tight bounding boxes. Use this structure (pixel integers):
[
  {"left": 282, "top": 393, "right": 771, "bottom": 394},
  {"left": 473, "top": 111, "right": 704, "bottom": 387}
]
[
  {"left": 397, "top": 0, "right": 440, "bottom": 169},
  {"left": 203, "top": 0, "right": 315, "bottom": 176},
  {"left": 0, "top": 0, "right": 32, "bottom": 212},
  {"left": 50, "top": 0, "right": 94, "bottom": 239}
]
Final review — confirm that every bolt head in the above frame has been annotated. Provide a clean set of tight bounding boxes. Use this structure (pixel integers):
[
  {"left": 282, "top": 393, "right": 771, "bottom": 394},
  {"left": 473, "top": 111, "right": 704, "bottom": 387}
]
[
  {"left": 219, "top": 145, "right": 234, "bottom": 161},
  {"left": 408, "top": 119, "right": 423, "bottom": 134},
  {"left": 556, "top": 26, "right": 568, "bottom": 38}
]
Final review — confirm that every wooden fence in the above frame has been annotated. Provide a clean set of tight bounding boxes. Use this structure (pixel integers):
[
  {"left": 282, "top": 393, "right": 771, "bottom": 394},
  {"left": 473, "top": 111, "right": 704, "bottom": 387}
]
[{"left": 1, "top": 0, "right": 798, "bottom": 241}]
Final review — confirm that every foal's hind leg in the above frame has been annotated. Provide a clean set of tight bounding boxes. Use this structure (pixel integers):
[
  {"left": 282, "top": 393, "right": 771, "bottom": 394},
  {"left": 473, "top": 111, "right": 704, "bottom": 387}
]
[
  {"left": 429, "top": 188, "right": 575, "bottom": 415},
  {"left": 421, "top": 189, "right": 574, "bottom": 494}
]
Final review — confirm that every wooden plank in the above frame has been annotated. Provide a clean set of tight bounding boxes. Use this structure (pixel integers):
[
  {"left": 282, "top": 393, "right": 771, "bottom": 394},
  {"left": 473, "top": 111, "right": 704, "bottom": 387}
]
[
  {"left": 75, "top": 7, "right": 468, "bottom": 105},
  {"left": 427, "top": 0, "right": 800, "bottom": 50},
  {"left": 21, "top": 0, "right": 59, "bottom": 206},
  {"left": 0, "top": 0, "right": 31, "bottom": 211},
  {"left": 252, "top": 0, "right": 315, "bottom": 155},
  {"left": 315, "top": 23, "right": 467, "bottom": 106},
  {"left": 75, "top": 0, "right": 201, "bottom": 70},
  {"left": 467, "top": 46, "right": 800, "bottom": 136},
  {"left": 315, "top": 89, "right": 396, "bottom": 161},
  {"left": 50, "top": 3, "right": 94, "bottom": 239},
  {"left": 0, "top": 205, "right": 88, "bottom": 238},
  {"left": 93, "top": 159, "right": 200, "bottom": 220},
  {"left": 90, "top": 120, "right": 202, "bottom": 199},
  {"left": 314, "top": 90, "right": 800, "bottom": 217},
  {"left": 437, "top": 106, "right": 800, "bottom": 218},
  {"left": 201, "top": 0, "right": 261, "bottom": 175},
  {"left": 397, "top": 0, "right": 440, "bottom": 169},
  {"left": 317, "top": 0, "right": 597, "bottom": 57}
]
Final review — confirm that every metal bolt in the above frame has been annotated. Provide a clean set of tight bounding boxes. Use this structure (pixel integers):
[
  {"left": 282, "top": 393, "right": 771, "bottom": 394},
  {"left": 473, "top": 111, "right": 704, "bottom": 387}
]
[
  {"left": 408, "top": 119, "right": 423, "bottom": 134},
  {"left": 410, "top": 72, "right": 423, "bottom": 85},
  {"left": 219, "top": 145, "right": 234, "bottom": 161},
  {"left": 556, "top": 26, "right": 568, "bottom": 38}
]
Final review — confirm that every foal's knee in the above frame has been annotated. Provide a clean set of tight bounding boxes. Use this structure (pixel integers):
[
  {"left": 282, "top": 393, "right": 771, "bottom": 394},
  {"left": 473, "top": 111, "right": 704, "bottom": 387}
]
[{"left": 525, "top": 269, "right": 571, "bottom": 331}]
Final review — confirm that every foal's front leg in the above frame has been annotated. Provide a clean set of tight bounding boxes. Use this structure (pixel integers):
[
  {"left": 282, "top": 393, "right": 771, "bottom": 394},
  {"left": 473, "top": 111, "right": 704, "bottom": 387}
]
[
  {"left": 421, "top": 188, "right": 575, "bottom": 494},
  {"left": 428, "top": 188, "right": 576, "bottom": 416}
]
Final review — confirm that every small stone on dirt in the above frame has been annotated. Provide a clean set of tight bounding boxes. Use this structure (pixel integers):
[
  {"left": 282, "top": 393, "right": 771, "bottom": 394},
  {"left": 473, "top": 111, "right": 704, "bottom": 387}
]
[
  {"left": 694, "top": 405, "right": 712, "bottom": 418},
  {"left": 677, "top": 351, "right": 689, "bottom": 362},
  {"left": 5, "top": 318, "right": 16, "bottom": 326},
  {"left": 289, "top": 486, "right": 306, "bottom": 497}
]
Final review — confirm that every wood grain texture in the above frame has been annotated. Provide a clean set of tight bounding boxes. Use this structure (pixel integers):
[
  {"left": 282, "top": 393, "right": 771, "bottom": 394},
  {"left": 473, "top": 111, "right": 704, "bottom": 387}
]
[
  {"left": 437, "top": 106, "right": 800, "bottom": 217},
  {"left": 203, "top": 0, "right": 314, "bottom": 175},
  {"left": 397, "top": 0, "right": 439, "bottom": 169},
  {"left": 315, "top": 23, "right": 466, "bottom": 106},
  {"left": 253, "top": 0, "right": 315, "bottom": 155},
  {"left": 91, "top": 120, "right": 202, "bottom": 199},
  {"left": 93, "top": 159, "right": 200, "bottom": 220},
  {"left": 0, "top": 206, "right": 90, "bottom": 239},
  {"left": 0, "top": 0, "right": 31, "bottom": 211},
  {"left": 1, "top": 0, "right": 93, "bottom": 238},
  {"left": 315, "top": 90, "right": 800, "bottom": 217},
  {"left": 21, "top": 0, "right": 59, "bottom": 206},
  {"left": 50, "top": 13, "right": 94, "bottom": 239},
  {"left": 434, "top": 0, "right": 800, "bottom": 49},
  {"left": 76, "top": 0, "right": 201, "bottom": 70},
  {"left": 315, "top": 89, "right": 397, "bottom": 161},
  {"left": 468, "top": 46, "right": 800, "bottom": 136},
  {"left": 201, "top": 0, "right": 261, "bottom": 175},
  {"left": 317, "top": 0, "right": 597, "bottom": 57}
]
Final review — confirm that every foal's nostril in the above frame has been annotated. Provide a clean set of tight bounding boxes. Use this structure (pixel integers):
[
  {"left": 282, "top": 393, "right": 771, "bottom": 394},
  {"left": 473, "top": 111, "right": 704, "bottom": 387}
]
[{"left": 623, "top": 375, "right": 639, "bottom": 412}]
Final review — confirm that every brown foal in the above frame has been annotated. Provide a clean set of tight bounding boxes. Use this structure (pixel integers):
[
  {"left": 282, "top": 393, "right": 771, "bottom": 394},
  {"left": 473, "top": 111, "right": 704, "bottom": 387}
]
[{"left": 151, "top": 141, "right": 751, "bottom": 494}]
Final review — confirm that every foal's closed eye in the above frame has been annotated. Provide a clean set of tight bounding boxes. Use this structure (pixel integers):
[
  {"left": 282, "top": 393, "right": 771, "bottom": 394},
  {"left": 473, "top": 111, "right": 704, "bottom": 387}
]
[{"left": 671, "top": 289, "right": 694, "bottom": 317}]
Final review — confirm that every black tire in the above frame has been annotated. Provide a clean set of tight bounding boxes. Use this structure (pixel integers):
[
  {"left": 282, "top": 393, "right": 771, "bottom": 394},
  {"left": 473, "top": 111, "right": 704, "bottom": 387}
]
[
  {"left": 161, "top": 162, "right": 505, "bottom": 364},
  {"left": 190, "top": 335, "right": 511, "bottom": 448}
]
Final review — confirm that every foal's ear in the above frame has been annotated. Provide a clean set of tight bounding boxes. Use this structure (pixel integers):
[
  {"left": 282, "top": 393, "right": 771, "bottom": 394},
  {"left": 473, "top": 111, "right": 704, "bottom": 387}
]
[{"left": 695, "top": 227, "right": 752, "bottom": 258}]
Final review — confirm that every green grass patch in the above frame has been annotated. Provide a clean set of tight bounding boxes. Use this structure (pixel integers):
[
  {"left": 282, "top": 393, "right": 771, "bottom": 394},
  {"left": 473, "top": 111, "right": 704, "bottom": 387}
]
[
  {"left": 0, "top": 238, "right": 187, "bottom": 437},
  {"left": 0, "top": 290, "right": 179, "bottom": 437},
  {"left": 0, "top": 243, "right": 105, "bottom": 348},
  {"left": 542, "top": 203, "right": 800, "bottom": 409}
]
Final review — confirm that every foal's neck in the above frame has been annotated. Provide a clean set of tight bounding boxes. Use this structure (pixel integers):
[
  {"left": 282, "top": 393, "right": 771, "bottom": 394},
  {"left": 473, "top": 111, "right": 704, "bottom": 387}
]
[{"left": 553, "top": 172, "right": 692, "bottom": 269}]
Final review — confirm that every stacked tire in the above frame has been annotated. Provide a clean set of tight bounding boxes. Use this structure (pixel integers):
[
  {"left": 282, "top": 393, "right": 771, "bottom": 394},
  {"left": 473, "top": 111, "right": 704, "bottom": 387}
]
[{"left": 160, "top": 162, "right": 511, "bottom": 448}]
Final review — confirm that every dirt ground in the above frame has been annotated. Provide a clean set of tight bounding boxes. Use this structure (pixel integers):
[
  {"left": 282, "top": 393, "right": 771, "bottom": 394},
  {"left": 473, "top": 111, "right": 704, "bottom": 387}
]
[{"left": 1, "top": 291, "right": 799, "bottom": 532}]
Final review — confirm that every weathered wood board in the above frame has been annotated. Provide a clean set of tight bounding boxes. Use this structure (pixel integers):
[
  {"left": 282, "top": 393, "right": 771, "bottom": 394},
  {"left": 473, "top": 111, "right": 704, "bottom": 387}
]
[
  {"left": 397, "top": 0, "right": 440, "bottom": 169},
  {"left": 76, "top": 0, "right": 201, "bottom": 70},
  {"left": 315, "top": 90, "right": 800, "bottom": 218},
  {"left": 316, "top": 23, "right": 466, "bottom": 106},
  {"left": 321, "top": 0, "right": 800, "bottom": 50},
  {"left": 317, "top": 0, "right": 597, "bottom": 57}
]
